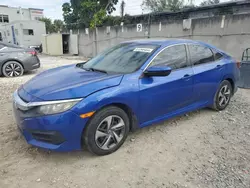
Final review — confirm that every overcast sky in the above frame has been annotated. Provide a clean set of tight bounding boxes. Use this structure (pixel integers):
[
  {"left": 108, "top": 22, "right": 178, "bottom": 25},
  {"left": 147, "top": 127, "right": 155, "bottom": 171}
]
[{"left": 1, "top": 0, "right": 230, "bottom": 20}]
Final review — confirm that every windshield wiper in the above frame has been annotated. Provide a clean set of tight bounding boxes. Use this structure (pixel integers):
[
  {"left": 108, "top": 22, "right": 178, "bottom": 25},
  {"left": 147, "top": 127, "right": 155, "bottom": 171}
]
[
  {"left": 77, "top": 64, "right": 107, "bottom": 74},
  {"left": 89, "top": 68, "right": 107, "bottom": 74}
]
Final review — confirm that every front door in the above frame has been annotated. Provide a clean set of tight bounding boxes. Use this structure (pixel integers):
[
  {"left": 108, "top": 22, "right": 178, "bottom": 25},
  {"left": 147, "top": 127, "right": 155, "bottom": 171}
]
[{"left": 139, "top": 44, "right": 194, "bottom": 125}]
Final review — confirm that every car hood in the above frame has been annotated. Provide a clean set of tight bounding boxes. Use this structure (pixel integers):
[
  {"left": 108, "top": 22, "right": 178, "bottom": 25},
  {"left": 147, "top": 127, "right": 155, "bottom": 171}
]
[{"left": 21, "top": 65, "right": 123, "bottom": 101}]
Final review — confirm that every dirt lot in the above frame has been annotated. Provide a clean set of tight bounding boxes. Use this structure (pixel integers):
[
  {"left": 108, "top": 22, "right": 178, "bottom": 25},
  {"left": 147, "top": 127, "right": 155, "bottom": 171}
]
[{"left": 0, "top": 55, "right": 250, "bottom": 188}]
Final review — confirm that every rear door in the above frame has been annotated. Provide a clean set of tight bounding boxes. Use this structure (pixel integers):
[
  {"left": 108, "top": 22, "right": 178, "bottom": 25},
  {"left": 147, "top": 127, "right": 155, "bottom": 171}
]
[{"left": 188, "top": 44, "right": 225, "bottom": 104}]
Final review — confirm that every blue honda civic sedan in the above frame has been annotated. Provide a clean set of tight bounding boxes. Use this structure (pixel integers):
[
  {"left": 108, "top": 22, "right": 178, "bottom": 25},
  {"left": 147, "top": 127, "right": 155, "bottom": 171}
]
[{"left": 13, "top": 39, "right": 240, "bottom": 155}]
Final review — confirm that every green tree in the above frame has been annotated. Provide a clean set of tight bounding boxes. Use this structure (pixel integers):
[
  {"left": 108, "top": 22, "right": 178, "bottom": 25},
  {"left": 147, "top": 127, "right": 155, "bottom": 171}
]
[
  {"left": 39, "top": 17, "right": 65, "bottom": 33},
  {"left": 54, "top": 19, "right": 65, "bottom": 32},
  {"left": 62, "top": 2, "right": 78, "bottom": 29},
  {"left": 142, "top": 0, "right": 184, "bottom": 12},
  {"left": 39, "top": 17, "right": 56, "bottom": 34},
  {"left": 62, "top": 0, "right": 119, "bottom": 29},
  {"left": 200, "top": 0, "right": 220, "bottom": 6}
]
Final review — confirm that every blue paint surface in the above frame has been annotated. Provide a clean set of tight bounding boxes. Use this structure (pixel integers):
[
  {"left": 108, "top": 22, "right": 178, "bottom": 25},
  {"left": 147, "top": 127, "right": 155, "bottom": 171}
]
[{"left": 13, "top": 39, "right": 240, "bottom": 151}]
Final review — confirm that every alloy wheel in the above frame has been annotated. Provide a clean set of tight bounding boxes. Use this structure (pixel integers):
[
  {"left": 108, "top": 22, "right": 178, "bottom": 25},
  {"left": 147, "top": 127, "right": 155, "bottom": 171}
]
[
  {"left": 218, "top": 85, "right": 231, "bottom": 107},
  {"left": 95, "top": 115, "right": 126, "bottom": 150},
  {"left": 4, "top": 63, "right": 23, "bottom": 77}
]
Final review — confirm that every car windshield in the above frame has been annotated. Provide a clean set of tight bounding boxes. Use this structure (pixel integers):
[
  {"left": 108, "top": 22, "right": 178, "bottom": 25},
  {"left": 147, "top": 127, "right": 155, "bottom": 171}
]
[{"left": 82, "top": 43, "right": 159, "bottom": 74}]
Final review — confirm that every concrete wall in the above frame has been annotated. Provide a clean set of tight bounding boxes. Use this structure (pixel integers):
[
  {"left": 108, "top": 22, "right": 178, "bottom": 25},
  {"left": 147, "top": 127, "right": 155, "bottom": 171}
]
[{"left": 78, "top": 13, "right": 250, "bottom": 60}]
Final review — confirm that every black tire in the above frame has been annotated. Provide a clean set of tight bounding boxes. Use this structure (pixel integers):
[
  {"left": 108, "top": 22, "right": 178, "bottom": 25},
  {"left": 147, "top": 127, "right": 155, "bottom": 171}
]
[
  {"left": 2, "top": 61, "right": 24, "bottom": 77},
  {"left": 212, "top": 80, "right": 233, "bottom": 111},
  {"left": 83, "top": 106, "right": 130, "bottom": 155}
]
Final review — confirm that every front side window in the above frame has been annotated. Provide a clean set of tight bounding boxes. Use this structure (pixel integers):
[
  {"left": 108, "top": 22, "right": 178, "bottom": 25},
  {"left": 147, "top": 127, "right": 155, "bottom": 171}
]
[
  {"left": 82, "top": 43, "right": 159, "bottom": 74},
  {"left": 189, "top": 44, "right": 214, "bottom": 65},
  {"left": 150, "top": 44, "right": 188, "bottom": 70}
]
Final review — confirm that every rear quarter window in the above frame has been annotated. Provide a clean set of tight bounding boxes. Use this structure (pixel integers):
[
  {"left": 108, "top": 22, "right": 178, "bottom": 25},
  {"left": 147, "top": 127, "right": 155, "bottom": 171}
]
[{"left": 212, "top": 49, "right": 223, "bottom": 61}]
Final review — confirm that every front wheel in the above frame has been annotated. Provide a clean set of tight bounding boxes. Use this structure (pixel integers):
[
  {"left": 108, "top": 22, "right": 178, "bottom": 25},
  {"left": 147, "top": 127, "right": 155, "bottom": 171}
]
[
  {"left": 212, "top": 80, "right": 232, "bottom": 111},
  {"left": 83, "top": 106, "right": 130, "bottom": 155}
]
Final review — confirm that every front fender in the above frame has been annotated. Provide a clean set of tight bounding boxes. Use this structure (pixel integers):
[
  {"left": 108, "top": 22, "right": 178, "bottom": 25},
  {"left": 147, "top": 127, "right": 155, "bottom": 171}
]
[{"left": 72, "top": 85, "right": 140, "bottom": 122}]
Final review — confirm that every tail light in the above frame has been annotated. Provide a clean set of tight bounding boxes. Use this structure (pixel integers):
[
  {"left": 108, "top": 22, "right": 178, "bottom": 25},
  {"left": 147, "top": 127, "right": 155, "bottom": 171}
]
[
  {"left": 236, "top": 61, "right": 241, "bottom": 68},
  {"left": 27, "top": 51, "right": 37, "bottom": 56}
]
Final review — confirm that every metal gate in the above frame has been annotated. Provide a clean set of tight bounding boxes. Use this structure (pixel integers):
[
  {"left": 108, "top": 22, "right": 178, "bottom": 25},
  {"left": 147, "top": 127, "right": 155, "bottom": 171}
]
[{"left": 238, "top": 48, "right": 250, "bottom": 89}]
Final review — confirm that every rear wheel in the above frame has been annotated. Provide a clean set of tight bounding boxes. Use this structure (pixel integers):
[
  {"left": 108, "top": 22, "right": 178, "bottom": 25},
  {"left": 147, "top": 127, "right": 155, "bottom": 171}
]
[
  {"left": 212, "top": 80, "right": 232, "bottom": 111},
  {"left": 83, "top": 106, "right": 130, "bottom": 155},
  {"left": 2, "top": 61, "right": 24, "bottom": 77}
]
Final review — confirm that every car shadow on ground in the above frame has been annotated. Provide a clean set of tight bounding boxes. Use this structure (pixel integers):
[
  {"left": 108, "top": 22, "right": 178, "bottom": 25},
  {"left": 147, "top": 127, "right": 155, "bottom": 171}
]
[
  {"left": 21, "top": 108, "right": 215, "bottom": 161},
  {"left": 24, "top": 70, "right": 39, "bottom": 76}
]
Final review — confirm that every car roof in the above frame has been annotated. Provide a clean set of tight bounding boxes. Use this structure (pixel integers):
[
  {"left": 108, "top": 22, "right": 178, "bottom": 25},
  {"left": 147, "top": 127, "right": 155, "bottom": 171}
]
[{"left": 122, "top": 38, "right": 215, "bottom": 48}]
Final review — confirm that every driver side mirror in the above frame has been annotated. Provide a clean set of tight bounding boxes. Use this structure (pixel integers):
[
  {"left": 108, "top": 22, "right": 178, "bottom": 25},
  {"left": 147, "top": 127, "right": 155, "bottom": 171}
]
[{"left": 144, "top": 66, "right": 172, "bottom": 77}]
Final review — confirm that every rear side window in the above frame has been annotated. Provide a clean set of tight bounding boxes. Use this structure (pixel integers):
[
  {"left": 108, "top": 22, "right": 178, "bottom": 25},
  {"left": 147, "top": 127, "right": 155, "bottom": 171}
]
[
  {"left": 0, "top": 44, "right": 4, "bottom": 49},
  {"left": 150, "top": 44, "right": 188, "bottom": 70},
  {"left": 189, "top": 44, "right": 214, "bottom": 66}
]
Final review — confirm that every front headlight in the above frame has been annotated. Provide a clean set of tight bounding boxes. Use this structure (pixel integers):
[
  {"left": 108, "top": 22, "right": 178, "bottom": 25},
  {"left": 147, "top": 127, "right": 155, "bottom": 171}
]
[{"left": 37, "top": 101, "right": 80, "bottom": 115}]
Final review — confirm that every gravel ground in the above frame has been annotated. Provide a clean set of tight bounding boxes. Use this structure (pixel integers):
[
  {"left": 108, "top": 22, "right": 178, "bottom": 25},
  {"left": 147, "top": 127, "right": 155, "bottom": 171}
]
[{"left": 0, "top": 55, "right": 250, "bottom": 188}]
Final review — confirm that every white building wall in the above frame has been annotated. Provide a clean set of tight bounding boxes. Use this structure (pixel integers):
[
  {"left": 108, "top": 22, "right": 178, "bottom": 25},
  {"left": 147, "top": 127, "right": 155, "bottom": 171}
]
[
  {"left": 20, "top": 21, "right": 46, "bottom": 47},
  {"left": 0, "top": 21, "right": 46, "bottom": 47},
  {"left": 29, "top": 9, "right": 44, "bottom": 21},
  {"left": 0, "top": 5, "right": 44, "bottom": 25}
]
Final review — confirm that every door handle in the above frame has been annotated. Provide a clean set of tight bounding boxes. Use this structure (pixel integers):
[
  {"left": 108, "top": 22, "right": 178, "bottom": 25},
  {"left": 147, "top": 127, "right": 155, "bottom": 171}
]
[
  {"left": 183, "top": 74, "right": 191, "bottom": 78},
  {"left": 216, "top": 65, "right": 223, "bottom": 70},
  {"left": 182, "top": 74, "right": 191, "bottom": 81}
]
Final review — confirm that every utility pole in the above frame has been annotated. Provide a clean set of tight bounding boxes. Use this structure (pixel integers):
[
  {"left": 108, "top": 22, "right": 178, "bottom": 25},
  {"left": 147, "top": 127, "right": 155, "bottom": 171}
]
[
  {"left": 94, "top": 0, "right": 99, "bottom": 56},
  {"left": 147, "top": 13, "right": 151, "bottom": 38},
  {"left": 121, "top": 1, "right": 125, "bottom": 19}
]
